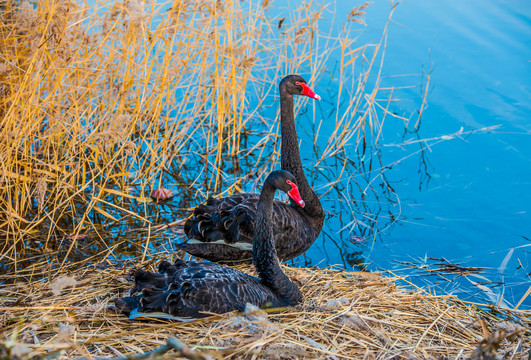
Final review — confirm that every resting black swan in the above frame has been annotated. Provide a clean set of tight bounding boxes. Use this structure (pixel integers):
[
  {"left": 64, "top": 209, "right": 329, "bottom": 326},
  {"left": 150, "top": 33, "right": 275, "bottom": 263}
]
[
  {"left": 114, "top": 170, "right": 304, "bottom": 319},
  {"left": 179, "top": 75, "right": 324, "bottom": 263}
]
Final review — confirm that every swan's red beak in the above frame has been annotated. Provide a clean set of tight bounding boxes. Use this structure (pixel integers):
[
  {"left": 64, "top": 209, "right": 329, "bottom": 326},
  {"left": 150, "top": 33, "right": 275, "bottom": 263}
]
[
  {"left": 296, "top": 81, "right": 321, "bottom": 101},
  {"left": 286, "top": 180, "right": 305, "bottom": 207}
]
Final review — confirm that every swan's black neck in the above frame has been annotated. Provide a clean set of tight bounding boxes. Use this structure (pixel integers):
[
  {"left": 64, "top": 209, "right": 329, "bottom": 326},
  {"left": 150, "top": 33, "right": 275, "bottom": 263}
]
[
  {"left": 252, "top": 182, "right": 302, "bottom": 304},
  {"left": 279, "top": 86, "right": 324, "bottom": 234}
]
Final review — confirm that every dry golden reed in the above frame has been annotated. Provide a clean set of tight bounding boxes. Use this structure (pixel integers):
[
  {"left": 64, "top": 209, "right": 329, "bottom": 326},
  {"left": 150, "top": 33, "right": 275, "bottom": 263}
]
[{"left": 0, "top": 0, "right": 401, "bottom": 266}]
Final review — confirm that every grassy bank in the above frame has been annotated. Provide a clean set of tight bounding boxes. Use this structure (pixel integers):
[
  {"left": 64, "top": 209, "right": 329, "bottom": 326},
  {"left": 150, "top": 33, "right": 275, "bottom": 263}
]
[{"left": 0, "top": 255, "right": 529, "bottom": 359}]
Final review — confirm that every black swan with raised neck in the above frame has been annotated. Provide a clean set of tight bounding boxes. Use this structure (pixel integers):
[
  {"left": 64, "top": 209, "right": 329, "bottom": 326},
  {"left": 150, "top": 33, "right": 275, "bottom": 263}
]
[
  {"left": 114, "top": 170, "right": 304, "bottom": 318},
  {"left": 178, "top": 75, "right": 324, "bottom": 263}
]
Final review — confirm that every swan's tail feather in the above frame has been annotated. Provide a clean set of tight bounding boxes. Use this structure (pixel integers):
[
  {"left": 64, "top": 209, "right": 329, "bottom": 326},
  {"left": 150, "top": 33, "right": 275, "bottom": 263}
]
[
  {"left": 227, "top": 212, "right": 252, "bottom": 243},
  {"left": 157, "top": 261, "right": 172, "bottom": 273},
  {"left": 158, "top": 261, "right": 180, "bottom": 277},
  {"left": 186, "top": 216, "right": 224, "bottom": 242},
  {"left": 172, "top": 259, "right": 189, "bottom": 269},
  {"left": 139, "top": 287, "right": 167, "bottom": 312},
  {"left": 130, "top": 269, "right": 168, "bottom": 294},
  {"left": 114, "top": 295, "right": 142, "bottom": 315}
]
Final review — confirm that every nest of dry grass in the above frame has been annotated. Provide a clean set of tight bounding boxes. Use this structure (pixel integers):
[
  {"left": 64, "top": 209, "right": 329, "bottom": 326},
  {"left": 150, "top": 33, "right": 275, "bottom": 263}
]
[{"left": 1, "top": 256, "right": 529, "bottom": 359}]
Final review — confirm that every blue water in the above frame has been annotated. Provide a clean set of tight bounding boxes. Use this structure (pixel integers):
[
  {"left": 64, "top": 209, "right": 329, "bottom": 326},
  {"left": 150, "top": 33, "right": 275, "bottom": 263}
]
[{"left": 297, "top": 0, "right": 531, "bottom": 308}]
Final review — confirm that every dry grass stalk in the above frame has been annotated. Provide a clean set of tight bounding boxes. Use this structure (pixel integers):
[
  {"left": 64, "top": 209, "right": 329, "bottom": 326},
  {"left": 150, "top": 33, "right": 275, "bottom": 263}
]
[{"left": 0, "top": 257, "right": 529, "bottom": 359}]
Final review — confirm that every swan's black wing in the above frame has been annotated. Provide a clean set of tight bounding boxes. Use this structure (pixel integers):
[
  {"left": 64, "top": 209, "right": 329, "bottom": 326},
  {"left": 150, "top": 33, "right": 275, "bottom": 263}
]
[
  {"left": 183, "top": 193, "right": 259, "bottom": 247},
  {"left": 180, "top": 193, "right": 316, "bottom": 263},
  {"left": 163, "top": 264, "right": 281, "bottom": 317},
  {"left": 114, "top": 260, "right": 281, "bottom": 319}
]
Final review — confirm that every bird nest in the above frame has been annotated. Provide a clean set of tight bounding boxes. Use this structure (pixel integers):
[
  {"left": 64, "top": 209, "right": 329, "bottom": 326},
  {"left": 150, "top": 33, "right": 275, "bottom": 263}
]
[{"left": 1, "top": 257, "right": 530, "bottom": 360}]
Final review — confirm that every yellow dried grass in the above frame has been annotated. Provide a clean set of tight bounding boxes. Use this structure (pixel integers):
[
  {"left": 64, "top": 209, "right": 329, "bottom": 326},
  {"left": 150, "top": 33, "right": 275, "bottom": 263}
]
[
  {"left": 0, "top": 0, "right": 403, "bottom": 267},
  {"left": 0, "top": 257, "right": 529, "bottom": 359}
]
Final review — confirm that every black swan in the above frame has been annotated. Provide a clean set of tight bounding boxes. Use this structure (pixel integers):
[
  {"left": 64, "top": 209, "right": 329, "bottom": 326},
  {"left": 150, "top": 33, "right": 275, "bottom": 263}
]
[
  {"left": 179, "top": 75, "right": 324, "bottom": 263},
  {"left": 114, "top": 170, "right": 304, "bottom": 319}
]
